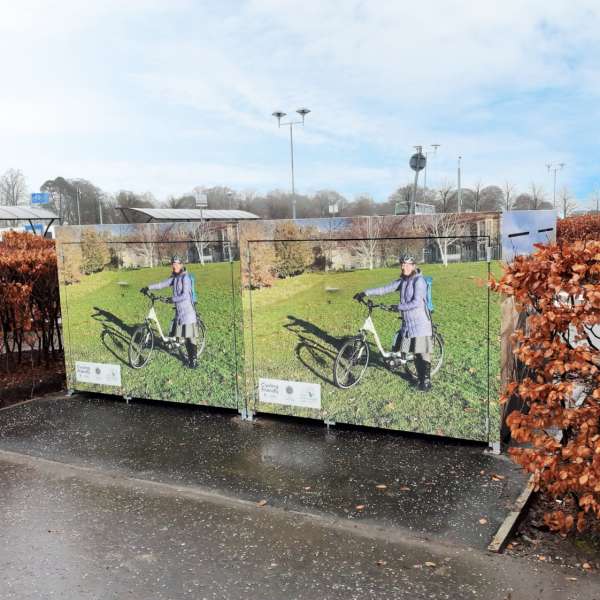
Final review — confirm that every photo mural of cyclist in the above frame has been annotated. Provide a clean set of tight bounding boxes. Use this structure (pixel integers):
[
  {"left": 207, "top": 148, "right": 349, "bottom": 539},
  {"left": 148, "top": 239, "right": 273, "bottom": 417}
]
[
  {"left": 139, "top": 255, "right": 205, "bottom": 370},
  {"left": 240, "top": 214, "right": 502, "bottom": 443},
  {"left": 56, "top": 222, "right": 242, "bottom": 409}
]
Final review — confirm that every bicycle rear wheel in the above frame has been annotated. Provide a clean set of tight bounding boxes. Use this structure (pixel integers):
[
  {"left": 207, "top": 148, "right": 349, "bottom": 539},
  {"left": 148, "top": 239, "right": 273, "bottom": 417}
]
[
  {"left": 196, "top": 320, "right": 207, "bottom": 357},
  {"left": 333, "top": 337, "right": 370, "bottom": 389},
  {"left": 405, "top": 332, "right": 444, "bottom": 379},
  {"left": 129, "top": 325, "right": 154, "bottom": 369}
]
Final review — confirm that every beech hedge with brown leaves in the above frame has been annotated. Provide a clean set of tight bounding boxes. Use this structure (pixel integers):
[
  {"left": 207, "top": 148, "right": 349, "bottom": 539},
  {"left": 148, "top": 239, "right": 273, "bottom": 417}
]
[
  {"left": 0, "top": 231, "right": 62, "bottom": 369},
  {"left": 494, "top": 240, "right": 600, "bottom": 532},
  {"left": 558, "top": 214, "right": 600, "bottom": 243}
]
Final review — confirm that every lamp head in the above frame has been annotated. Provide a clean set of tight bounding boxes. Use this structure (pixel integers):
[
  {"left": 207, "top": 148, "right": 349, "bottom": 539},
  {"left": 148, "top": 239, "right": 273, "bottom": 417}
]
[
  {"left": 296, "top": 107, "right": 311, "bottom": 122},
  {"left": 272, "top": 111, "right": 286, "bottom": 125}
]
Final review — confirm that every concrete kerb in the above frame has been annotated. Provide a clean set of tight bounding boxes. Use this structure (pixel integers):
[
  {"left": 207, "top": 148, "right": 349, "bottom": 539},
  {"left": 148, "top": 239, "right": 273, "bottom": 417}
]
[
  {"left": 0, "top": 392, "right": 64, "bottom": 412},
  {"left": 488, "top": 475, "right": 535, "bottom": 553}
]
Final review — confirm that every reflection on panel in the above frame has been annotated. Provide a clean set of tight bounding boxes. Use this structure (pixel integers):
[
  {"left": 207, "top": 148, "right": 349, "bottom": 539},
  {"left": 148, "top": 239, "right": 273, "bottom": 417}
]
[
  {"left": 240, "top": 216, "right": 500, "bottom": 442},
  {"left": 55, "top": 223, "right": 242, "bottom": 410}
]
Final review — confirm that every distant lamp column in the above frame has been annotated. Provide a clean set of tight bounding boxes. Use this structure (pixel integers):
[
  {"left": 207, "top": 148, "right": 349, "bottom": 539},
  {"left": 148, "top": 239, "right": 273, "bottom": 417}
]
[
  {"left": 546, "top": 162, "right": 565, "bottom": 208},
  {"left": 76, "top": 187, "right": 81, "bottom": 226},
  {"left": 457, "top": 156, "right": 462, "bottom": 213},
  {"left": 423, "top": 144, "right": 441, "bottom": 191},
  {"left": 272, "top": 108, "right": 311, "bottom": 219}
]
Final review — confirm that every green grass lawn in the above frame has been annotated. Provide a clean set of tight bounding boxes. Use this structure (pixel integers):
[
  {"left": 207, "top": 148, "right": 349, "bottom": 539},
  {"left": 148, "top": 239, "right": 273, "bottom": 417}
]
[
  {"left": 244, "top": 262, "right": 502, "bottom": 442},
  {"left": 60, "top": 262, "right": 242, "bottom": 408}
]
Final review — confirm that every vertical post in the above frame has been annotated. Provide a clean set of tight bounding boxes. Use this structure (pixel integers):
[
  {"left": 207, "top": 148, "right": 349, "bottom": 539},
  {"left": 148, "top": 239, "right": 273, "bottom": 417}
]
[
  {"left": 290, "top": 123, "right": 296, "bottom": 219},
  {"left": 76, "top": 188, "right": 81, "bottom": 226},
  {"left": 423, "top": 152, "right": 428, "bottom": 191},
  {"left": 457, "top": 156, "right": 462, "bottom": 213},
  {"left": 553, "top": 168, "right": 557, "bottom": 208},
  {"left": 411, "top": 168, "right": 420, "bottom": 215},
  {"left": 98, "top": 197, "right": 103, "bottom": 225}
]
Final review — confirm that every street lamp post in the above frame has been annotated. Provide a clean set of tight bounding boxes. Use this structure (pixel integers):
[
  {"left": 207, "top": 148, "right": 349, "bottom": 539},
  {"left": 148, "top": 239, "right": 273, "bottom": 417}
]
[
  {"left": 76, "top": 187, "right": 81, "bottom": 225},
  {"left": 422, "top": 144, "right": 441, "bottom": 191},
  {"left": 457, "top": 156, "right": 462, "bottom": 213},
  {"left": 546, "top": 162, "right": 565, "bottom": 208},
  {"left": 272, "top": 108, "right": 311, "bottom": 219}
]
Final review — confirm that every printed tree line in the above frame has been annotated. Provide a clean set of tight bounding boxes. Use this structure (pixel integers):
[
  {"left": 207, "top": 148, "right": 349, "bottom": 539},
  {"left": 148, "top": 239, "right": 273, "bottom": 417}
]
[
  {"left": 495, "top": 215, "right": 600, "bottom": 533},
  {"left": 58, "top": 223, "right": 233, "bottom": 284},
  {"left": 0, "top": 232, "right": 62, "bottom": 369},
  {"left": 241, "top": 213, "right": 496, "bottom": 289}
]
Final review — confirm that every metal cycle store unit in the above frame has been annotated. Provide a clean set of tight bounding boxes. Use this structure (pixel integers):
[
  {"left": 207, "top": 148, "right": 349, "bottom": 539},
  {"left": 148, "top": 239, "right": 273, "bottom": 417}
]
[{"left": 54, "top": 209, "right": 558, "bottom": 451}]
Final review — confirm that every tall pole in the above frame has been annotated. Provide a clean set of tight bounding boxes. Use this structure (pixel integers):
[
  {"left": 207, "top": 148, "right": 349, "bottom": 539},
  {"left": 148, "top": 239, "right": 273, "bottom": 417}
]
[
  {"left": 553, "top": 169, "right": 557, "bottom": 208},
  {"left": 98, "top": 196, "right": 103, "bottom": 225},
  {"left": 76, "top": 187, "right": 81, "bottom": 225},
  {"left": 457, "top": 156, "right": 462, "bottom": 213},
  {"left": 272, "top": 108, "right": 310, "bottom": 221},
  {"left": 411, "top": 145, "right": 422, "bottom": 215},
  {"left": 411, "top": 168, "right": 420, "bottom": 215},
  {"left": 289, "top": 123, "right": 296, "bottom": 219},
  {"left": 422, "top": 144, "right": 440, "bottom": 195}
]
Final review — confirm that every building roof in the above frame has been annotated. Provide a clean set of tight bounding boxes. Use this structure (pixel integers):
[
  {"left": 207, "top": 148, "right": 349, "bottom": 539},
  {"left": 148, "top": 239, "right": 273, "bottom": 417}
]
[
  {"left": 0, "top": 206, "right": 58, "bottom": 221},
  {"left": 118, "top": 207, "right": 260, "bottom": 222}
]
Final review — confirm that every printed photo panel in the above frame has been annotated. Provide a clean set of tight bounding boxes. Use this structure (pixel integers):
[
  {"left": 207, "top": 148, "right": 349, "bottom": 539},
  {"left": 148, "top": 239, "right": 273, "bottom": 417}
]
[
  {"left": 241, "top": 215, "right": 502, "bottom": 443},
  {"left": 56, "top": 222, "right": 243, "bottom": 409}
]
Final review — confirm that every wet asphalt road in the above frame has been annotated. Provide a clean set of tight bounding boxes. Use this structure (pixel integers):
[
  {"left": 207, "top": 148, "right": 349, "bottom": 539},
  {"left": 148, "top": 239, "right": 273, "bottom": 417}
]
[
  {"left": 0, "top": 395, "right": 525, "bottom": 550},
  {"left": 1, "top": 455, "right": 598, "bottom": 600},
  {"left": 1, "top": 394, "right": 599, "bottom": 599}
]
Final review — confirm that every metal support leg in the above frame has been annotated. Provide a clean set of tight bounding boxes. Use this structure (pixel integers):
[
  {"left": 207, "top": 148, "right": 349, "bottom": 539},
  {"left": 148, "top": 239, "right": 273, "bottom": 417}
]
[
  {"left": 239, "top": 408, "right": 254, "bottom": 422},
  {"left": 324, "top": 419, "right": 336, "bottom": 430},
  {"left": 487, "top": 441, "right": 501, "bottom": 455}
]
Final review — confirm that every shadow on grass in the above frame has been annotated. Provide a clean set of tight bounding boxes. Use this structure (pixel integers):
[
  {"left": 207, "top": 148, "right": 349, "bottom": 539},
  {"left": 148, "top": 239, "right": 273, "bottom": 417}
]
[
  {"left": 92, "top": 307, "right": 137, "bottom": 366},
  {"left": 284, "top": 315, "right": 414, "bottom": 387}
]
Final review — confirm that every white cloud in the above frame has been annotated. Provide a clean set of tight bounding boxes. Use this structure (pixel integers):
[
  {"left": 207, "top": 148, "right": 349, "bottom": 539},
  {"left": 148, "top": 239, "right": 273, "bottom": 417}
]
[{"left": 1, "top": 0, "right": 599, "bottom": 201}]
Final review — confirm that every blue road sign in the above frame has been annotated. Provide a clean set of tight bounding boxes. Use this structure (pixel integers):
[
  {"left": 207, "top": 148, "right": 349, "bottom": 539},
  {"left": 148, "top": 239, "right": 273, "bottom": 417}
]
[
  {"left": 31, "top": 192, "right": 50, "bottom": 204},
  {"left": 24, "top": 223, "right": 44, "bottom": 234}
]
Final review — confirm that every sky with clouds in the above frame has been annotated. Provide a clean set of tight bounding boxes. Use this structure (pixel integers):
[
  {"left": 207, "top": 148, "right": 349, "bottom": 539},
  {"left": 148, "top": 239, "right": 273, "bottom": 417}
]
[{"left": 1, "top": 0, "right": 599, "bottom": 207}]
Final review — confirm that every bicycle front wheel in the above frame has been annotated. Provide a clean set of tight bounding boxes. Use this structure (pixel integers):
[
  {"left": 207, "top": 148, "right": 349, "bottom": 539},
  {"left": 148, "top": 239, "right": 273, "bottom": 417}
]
[
  {"left": 334, "top": 338, "right": 370, "bottom": 389},
  {"left": 129, "top": 325, "right": 155, "bottom": 369}
]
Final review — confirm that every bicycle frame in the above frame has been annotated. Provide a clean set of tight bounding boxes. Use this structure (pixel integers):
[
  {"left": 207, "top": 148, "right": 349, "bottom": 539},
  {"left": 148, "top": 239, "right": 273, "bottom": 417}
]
[
  {"left": 358, "top": 301, "right": 405, "bottom": 361},
  {"left": 144, "top": 296, "right": 181, "bottom": 345},
  {"left": 361, "top": 315, "right": 395, "bottom": 359}
]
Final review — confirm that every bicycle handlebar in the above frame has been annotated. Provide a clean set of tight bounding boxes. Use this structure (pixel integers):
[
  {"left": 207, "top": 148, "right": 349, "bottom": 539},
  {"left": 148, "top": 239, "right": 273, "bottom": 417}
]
[
  {"left": 141, "top": 290, "right": 172, "bottom": 304},
  {"left": 355, "top": 297, "right": 398, "bottom": 313}
]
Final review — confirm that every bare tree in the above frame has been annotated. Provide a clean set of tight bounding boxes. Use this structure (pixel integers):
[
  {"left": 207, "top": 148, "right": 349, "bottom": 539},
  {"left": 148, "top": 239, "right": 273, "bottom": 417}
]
[
  {"left": 0, "top": 169, "right": 27, "bottom": 206},
  {"left": 349, "top": 216, "right": 383, "bottom": 270},
  {"left": 435, "top": 181, "right": 454, "bottom": 213},
  {"left": 129, "top": 226, "right": 158, "bottom": 268},
  {"left": 502, "top": 181, "right": 516, "bottom": 211},
  {"left": 479, "top": 185, "right": 504, "bottom": 212},
  {"left": 558, "top": 186, "right": 577, "bottom": 218},
  {"left": 530, "top": 183, "right": 547, "bottom": 210},
  {"left": 423, "top": 213, "right": 462, "bottom": 266},
  {"left": 472, "top": 180, "right": 484, "bottom": 212},
  {"left": 188, "top": 220, "right": 214, "bottom": 265}
]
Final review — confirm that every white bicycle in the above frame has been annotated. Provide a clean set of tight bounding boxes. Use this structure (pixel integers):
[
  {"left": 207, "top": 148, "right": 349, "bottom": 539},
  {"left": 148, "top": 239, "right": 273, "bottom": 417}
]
[
  {"left": 128, "top": 291, "right": 206, "bottom": 369},
  {"left": 333, "top": 297, "right": 444, "bottom": 389}
]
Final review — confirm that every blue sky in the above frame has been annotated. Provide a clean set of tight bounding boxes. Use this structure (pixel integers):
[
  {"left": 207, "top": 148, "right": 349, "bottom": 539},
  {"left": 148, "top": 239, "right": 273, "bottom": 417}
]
[{"left": 1, "top": 0, "right": 599, "bottom": 208}]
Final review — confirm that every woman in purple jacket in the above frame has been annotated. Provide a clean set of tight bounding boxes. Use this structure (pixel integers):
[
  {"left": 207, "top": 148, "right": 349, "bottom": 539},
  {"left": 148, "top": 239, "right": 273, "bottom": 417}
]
[
  {"left": 140, "top": 255, "right": 199, "bottom": 369},
  {"left": 354, "top": 254, "right": 433, "bottom": 391}
]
